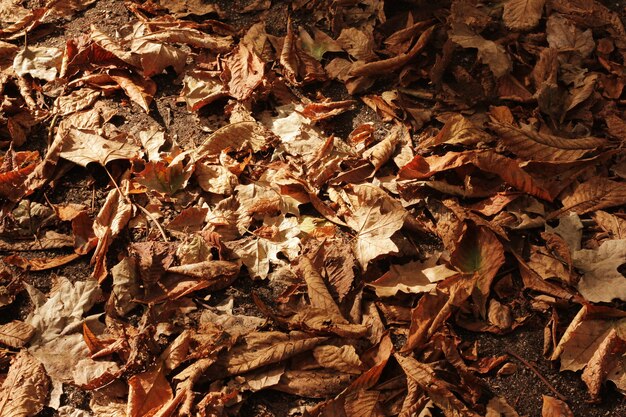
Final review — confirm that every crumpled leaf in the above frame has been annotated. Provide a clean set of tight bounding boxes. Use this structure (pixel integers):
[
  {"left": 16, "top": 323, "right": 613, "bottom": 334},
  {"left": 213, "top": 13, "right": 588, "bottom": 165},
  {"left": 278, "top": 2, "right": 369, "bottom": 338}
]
[
  {"left": 108, "top": 69, "right": 156, "bottom": 113},
  {"left": 0, "top": 351, "right": 50, "bottom": 417},
  {"left": 130, "top": 39, "right": 187, "bottom": 77},
  {"left": 546, "top": 15, "right": 595, "bottom": 59},
  {"left": 280, "top": 19, "right": 326, "bottom": 85},
  {"left": 224, "top": 331, "right": 327, "bottom": 375},
  {"left": 136, "top": 153, "right": 193, "bottom": 195},
  {"left": 230, "top": 215, "right": 300, "bottom": 279},
  {"left": 395, "top": 353, "right": 481, "bottom": 417},
  {"left": 222, "top": 44, "right": 264, "bottom": 100},
  {"left": 399, "top": 150, "right": 551, "bottom": 200},
  {"left": 181, "top": 70, "right": 227, "bottom": 111},
  {"left": 449, "top": 23, "right": 511, "bottom": 77},
  {"left": 574, "top": 239, "right": 626, "bottom": 303},
  {"left": 0, "top": 320, "right": 35, "bottom": 348},
  {"left": 59, "top": 128, "right": 140, "bottom": 167},
  {"left": 127, "top": 364, "right": 173, "bottom": 417},
  {"left": 13, "top": 45, "right": 62, "bottom": 81},
  {"left": 502, "top": 0, "right": 546, "bottom": 31},
  {"left": 313, "top": 345, "right": 364, "bottom": 374}
]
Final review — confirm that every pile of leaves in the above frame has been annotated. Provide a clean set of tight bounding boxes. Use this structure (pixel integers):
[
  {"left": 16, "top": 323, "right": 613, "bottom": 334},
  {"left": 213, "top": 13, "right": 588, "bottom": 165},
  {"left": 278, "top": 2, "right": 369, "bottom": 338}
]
[{"left": 1, "top": 0, "right": 626, "bottom": 415}]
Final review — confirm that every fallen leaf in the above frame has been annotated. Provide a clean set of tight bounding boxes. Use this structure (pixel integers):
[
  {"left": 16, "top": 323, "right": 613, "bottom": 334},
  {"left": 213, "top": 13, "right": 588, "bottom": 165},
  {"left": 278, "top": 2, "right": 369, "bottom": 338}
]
[
  {"left": 541, "top": 395, "right": 574, "bottom": 417},
  {"left": 0, "top": 320, "right": 35, "bottom": 348},
  {"left": 553, "top": 177, "right": 626, "bottom": 217},
  {"left": 127, "top": 364, "right": 173, "bottom": 417},
  {"left": 181, "top": 70, "right": 227, "bottom": 111},
  {"left": 345, "top": 195, "right": 406, "bottom": 270},
  {"left": 546, "top": 15, "right": 595, "bottom": 58},
  {"left": 490, "top": 122, "right": 604, "bottom": 162},
  {"left": 502, "top": 0, "right": 546, "bottom": 31},
  {"left": 449, "top": 23, "right": 511, "bottom": 77},
  {"left": 222, "top": 44, "right": 264, "bottom": 100},
  {"left": 0, "top": 351, "right": 50, "bottom": 417},
  {"left": 224, "top": 331, "right": 327, "bottom": 375},
  {"left": 574, "top": 239, "right": 626, "bottom": 303},
  {"left": 108, "top": 69, "right": 156, "bottom": 113},
  {"left": 313, "top": 345, "right": 364, "bottom": 374},
  {"left": 13, "top": 45, "right": 62, "bottom": 81},
  {"left": 59, "top": 128, "right": 140, "bottom": 167}
]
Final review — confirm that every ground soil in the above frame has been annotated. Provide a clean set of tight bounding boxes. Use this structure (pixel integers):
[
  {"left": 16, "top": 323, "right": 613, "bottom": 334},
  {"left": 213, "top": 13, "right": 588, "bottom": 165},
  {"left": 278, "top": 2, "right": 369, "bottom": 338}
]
[{"left": 3, "top": 1, "right": 626, "bottom": 416}]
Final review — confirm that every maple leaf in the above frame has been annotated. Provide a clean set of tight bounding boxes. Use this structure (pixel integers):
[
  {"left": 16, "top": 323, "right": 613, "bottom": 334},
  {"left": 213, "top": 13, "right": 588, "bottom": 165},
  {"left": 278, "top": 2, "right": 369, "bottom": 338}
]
[
  {"left": 130, "top": 38, "right": 187, "bottom": 77},
  {"left": 449, "top": 23, "right": 511, "bottom": 77},
  {"left": 346, "top": 201, "right": 405, "bottom": 270},
  {"left": 136, "top": 153, "right": 193, "bottom": 196},
  {"left": 574, "top": 239, "right": 626, "bottom": 303},
  {"left": 59, "top": 128, "right": 140, "bottom": 167},
  {"left": 230, "top": 215, "right": 300, "bottom": 279}
]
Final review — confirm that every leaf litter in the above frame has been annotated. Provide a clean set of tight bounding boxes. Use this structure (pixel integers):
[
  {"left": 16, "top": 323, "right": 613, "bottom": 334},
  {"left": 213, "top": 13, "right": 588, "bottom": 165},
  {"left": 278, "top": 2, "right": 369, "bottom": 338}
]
[{"left": 0, "top": 0, "right": 626, "bottom": 416}]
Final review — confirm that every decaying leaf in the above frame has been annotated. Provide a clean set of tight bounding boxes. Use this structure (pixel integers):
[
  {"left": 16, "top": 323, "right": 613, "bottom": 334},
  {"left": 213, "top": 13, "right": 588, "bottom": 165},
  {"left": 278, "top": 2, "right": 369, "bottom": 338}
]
[
  {"left": 0, "top": 351, "right": 50, "bottom": 417},
  {"left": 502, "top": 0, "right": 546, "bottom": 31},
  {"left": 0, "top": 320, "right": 35, "bottom": 348},
  {"left": 449, "top": 23, "right": 511, "bottom": 77}
]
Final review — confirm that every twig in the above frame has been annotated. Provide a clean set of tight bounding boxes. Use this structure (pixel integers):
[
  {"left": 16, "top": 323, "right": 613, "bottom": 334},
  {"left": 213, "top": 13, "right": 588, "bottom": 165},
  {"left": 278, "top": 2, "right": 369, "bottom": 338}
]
[
  {"left": 506, "top": 349, "right": 568, "bottom": 402},
  {"left": 102, "top": 166, "right": 168, "bottom": 242}
]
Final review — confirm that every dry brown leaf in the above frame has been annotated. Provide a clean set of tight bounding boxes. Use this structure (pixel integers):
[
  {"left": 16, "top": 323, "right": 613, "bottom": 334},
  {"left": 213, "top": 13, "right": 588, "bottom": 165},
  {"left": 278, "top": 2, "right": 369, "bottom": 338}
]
[
  {"left": 222, "top": 44, "right": 264, "bottom": 100},
  {"left": 127, "top": 364, "right": 173, "bottom": 417},
  {"left": 0, "top": 231, "right": 74, "bottom": 251},
  {"left": 574, "top": 239, "right": 626, "bottom": 303},
  {"left": 194, "top": 121, "right": 269, "bottom": 158},
  {"left": 181, "top": 70, "right": 227, "bottom": 111},
  {"left": 553, "top": 177, "right": 626, "bottom": 217},
  {"left": 345, "top": 195, "right": 406, "bottom": 270},
  {"left": 0, "top": 351, "right": 49, "bottom": 417},
  {"left": 313, "top": 345, "right": 364, "bottom": 374},
  {"left": 363, "top": 125, "right": 401, "bottom": 170},
  {"left": 138, "top": 28, "right": 232, "bottom": 52},
  {"left": 502, "top": 0, "right": 546, "bottom": 31},
  {"left": 130, "top": 39, "right": 187, "bottom": 77},
  {"left": 349, "top": 25, "right": 435, "bottom": 77},
  {"left": 59, "top": 128, "right": 140, "bottom": 167},
  {"left": 490, "top": 122, "right": 604, "bottom": 162},
  {"left": 336, "top": 28, "right": 378, "bottom": 61},
  {"left": 546, "top": 15, "right": 595, "bottom": 58},
  {"left": 297, "top": 256, "right": 343, "bottom": 319},
  {"left": 166, "top": 260, "right": 240, "bottom": 280},
  {"left": 300, "top": 100, "right": 356, "bottom": 122},
  {"left": 593, "top": 211, "right": 626, "bottom": 239},
  {"left": 274, "top": 370, "right": 353, "bottom": 398},
  {"left": 280, "top": 19, "right": 326, "bottom": 85},
  {"left": 541, "top": 395, "right": 574, "bottom": 417},
  {"left": 108, "top": 69, "right": 156, "bottom": 113},
  {"left": 13, "top": 45, "right": 62, "bottom": 81},
  {"left": 0, "top": 320, "right": 35, "bottom": 348},
  {"left": 224, "top": 331, "right": 327, "bottom": 375},
  {"left": 449, "top": 23, "right": 511, "bottom": 77},
  {"left": 399, "top": 150, "right": 551, "bottom": 200},
  {"left": 395, "top": 353, "right": 481, "bottom": 417}
]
